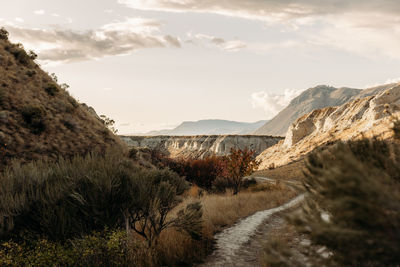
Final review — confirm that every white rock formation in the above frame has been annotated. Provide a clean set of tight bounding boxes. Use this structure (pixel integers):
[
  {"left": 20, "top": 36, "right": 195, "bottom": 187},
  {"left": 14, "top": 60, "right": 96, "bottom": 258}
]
[
  {"left": 257, "top": 83, "right": 400, "bottom": 168},
  {"left": 120, "top": 135, "right": 283, "bottom": 159}
]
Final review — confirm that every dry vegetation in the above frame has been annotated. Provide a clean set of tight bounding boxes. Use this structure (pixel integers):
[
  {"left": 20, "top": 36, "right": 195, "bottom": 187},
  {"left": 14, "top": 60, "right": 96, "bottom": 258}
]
[
  {"left": 254, "top": 159, "right": 306, "bottom": 181},
  {"left": 141, "top": 184, "right": 297, "bottom": 266},
  {"left": 0, "top": 30, "right": 122, "bottom": 169}
]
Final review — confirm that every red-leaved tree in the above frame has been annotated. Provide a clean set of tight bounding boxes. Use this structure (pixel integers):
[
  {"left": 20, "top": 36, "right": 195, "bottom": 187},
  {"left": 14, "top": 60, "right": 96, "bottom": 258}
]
[{"left": 220, "top": 148, "right": 260, "bottom": 194}]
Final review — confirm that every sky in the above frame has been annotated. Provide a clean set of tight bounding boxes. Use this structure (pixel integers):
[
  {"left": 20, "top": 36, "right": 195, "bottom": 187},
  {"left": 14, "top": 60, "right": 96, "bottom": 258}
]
[{"left": 1, "top": 0, "right": 400, "bottom": 134}]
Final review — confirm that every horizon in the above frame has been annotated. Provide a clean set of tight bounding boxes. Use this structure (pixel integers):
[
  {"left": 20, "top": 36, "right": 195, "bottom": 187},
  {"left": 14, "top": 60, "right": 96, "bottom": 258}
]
[{"left": 2, "top": 0, "right": 400, "bottom": 134}]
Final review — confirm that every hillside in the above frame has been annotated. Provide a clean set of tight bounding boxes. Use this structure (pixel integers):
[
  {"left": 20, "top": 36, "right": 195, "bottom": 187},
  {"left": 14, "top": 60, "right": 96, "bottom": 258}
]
[
  {"left": 253, "top": 84, "right": 394, "bottom": 136},
  {"left": 0, "top": 30, "right": 122, "bottom": 168},
  {"left": 256, "top": 83, "right": 400, "bottom": 168},
  {"left": 145, "top": 119, "right": 268, "bottom": 136}
]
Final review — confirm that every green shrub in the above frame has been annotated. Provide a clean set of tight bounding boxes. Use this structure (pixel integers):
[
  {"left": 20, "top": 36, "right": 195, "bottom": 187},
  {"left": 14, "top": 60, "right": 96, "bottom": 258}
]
[
  {"left": 44, "top": 83, "right": 59, "bottom": 96},
  {"left": 20, "top": 105, "right": 46, "bottom": 134},
  {"left": 0, "top": 150, "right": 201, "bottom": 246},
  {"left": 0, "top": 230, "right": 129, "bottom": 266}
]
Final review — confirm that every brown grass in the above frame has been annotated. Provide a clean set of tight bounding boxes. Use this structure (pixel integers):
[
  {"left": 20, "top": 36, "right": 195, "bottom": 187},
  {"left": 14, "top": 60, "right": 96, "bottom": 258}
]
[
  {"left": 254, "top": 159, "right": 306, "bottom": 181},
  {"left": 0, "top": 35, "right": 123, "bottom": 169},
  {"left": 145, "top": 184, "right": 298, "bottom": 266}
]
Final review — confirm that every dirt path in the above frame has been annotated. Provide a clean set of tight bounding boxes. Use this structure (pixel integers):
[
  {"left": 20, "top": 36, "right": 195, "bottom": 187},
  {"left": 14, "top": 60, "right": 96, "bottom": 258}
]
[{"left": 198, "top": 194, "right": 304, "bottom": 267}]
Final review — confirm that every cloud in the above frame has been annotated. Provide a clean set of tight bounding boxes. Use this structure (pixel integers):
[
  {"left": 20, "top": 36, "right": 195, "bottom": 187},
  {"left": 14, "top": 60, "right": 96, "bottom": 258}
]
[
  {"left": 34, "top": 10, "right": 45, "bottom": 15},
  {"left": 188, "top": 33, "right": 246, "bottom": 52},
  {"left": 14, "top": 17, "right": 24, "bottom": 23},
  {"left": 251, "top": 89, "right": 302, "bottom": 119},
  {"left": 120, "top": 0, "right": 400, "bottom": 59},
  {"left": 118, "top": 0, "right": 400, "bottom": 24},
  {"left": 364, "top": 77, "right": 400, "bottom": 88},
  {"left": 6, "top": 18, "right": 181, "bottom": 63}
]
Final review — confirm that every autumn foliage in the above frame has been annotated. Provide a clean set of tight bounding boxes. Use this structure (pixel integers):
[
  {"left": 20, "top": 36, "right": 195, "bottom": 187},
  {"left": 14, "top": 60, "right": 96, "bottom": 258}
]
[{"left": 157, "top": 148, "right": 259, "bottom": 193}]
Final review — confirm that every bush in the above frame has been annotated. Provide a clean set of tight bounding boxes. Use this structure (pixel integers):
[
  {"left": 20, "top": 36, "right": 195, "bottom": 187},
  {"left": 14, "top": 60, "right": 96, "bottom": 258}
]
[
  {"left": 6, "top": 43, "right": 31, "bottom": 66},
  {"left": 0, "top": 88, "right": 4, "bottom": 105},
  {"left": 214, "top": 148, "right": 260, "bottom": 194},
  {"left": 0, "top": 230, "right": 128, "bottom": 266},
  {"left": 44, "top": 83, "right": 59, "bottom": 96},
  {"left": 0, "top": 150, "right": 202, "bottom": 248},
  {"left": 0, "top": 28, "right": 8, "bottom": 40},
  {"left": 166, "top": 156, "right": 226, "bottom": 191},
  {"left": 26, "top": 69, "right": 36, "bottom": 77},
  {"left": 263, "top": 139, "right": 400, "bottom": 266},
  {"left": 20, "top": 105, "right": 46, "bottom": 134}
]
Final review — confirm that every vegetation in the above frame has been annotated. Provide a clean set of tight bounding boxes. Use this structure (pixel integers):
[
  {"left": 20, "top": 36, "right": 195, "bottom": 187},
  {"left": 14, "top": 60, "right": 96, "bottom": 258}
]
[
  {"left": 100, "top": 114, "right": 118, "bottom": 134},
  {"left": 263, "top": 137, "right": 400, "bottom": 266},
  {"left": 215, "top": 148, "right": 260, "bottom": 194},
  {"left": 0, "top": 30, "right": 122, "bottom": 168},
  {"left": 44, "top": 83, "right": 59, "bottom": 96},
  {"left": 20, "top": 105, "right": 47, "bottom": 134}
]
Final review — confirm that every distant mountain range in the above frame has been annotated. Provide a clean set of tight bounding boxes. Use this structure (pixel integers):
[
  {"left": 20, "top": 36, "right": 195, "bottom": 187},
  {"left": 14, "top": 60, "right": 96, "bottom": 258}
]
[
  {"left": 143, "top": 119, "right": 268, "bottom": 136},
  {"left": 253, "top": 84, "right": 395, "bottom": 136}
]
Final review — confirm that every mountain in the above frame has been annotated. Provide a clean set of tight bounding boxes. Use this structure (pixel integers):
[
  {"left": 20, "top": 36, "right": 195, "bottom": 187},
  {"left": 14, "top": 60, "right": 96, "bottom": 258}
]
[
  {"left": 145, "top": 119, "right": 268, "bottom": 136},
  {"left": 0, "top": 31, "right": 122, "bottom": 168},
  {"left": 256, "top": 83, "right": 400, "bottom": 168},
  {"left": 253, "top": 84, "right": 395, "bottom": 136}
]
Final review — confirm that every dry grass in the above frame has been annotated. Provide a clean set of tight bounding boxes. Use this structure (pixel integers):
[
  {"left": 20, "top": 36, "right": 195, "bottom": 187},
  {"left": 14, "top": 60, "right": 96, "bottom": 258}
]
[
  {"left": 147, "top": 184, "right": 298, "bottom": 266},
  {"left": 254, "top": 159, "right": 306, "bottom": 181},
  {"left": 0, "top": 35, "right": 123, "bottom": 169}
]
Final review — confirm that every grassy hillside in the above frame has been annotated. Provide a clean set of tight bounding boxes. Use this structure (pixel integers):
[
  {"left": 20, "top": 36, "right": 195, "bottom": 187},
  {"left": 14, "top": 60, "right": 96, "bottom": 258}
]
[{"left": 0, "top": 29, "right": 122, "bottom": 168}]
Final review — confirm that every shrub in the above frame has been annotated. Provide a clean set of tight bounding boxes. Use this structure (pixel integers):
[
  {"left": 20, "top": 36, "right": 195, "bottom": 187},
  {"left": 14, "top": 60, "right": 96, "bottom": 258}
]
[
  {"left": 0, "top": 87, "right": 4, "bottom": 105},
  {"left": 44, "top": 83, "right": 59, "bottom": 96},
  {"left": 0, "top": 230, "right": 129, "bottom": 266},
  {"left": 0, "top": 150, "right": 201, "bottom": 247},
  {"left": 167, "top": 156, "right": 226, "bottom": 191},
  {"left": 263, "top": 139, "right": 400, "bottom": 266},
  {"left": 62, "top": 116, "right": 78, "bottom": 131},
  {"left": 215, "top": 148, "right": 260, "bottom": 194},
  {"left": 6, "top": 43, "right": 31, "bottom": 66},
  {"left": 0, "top": 28, "right": 8, "bottom": 40},
  {"left": 25, "top": 69, "right": 36, "bottom": 77},
  {"left": 20, "top": 105, "right": 46, "bottom": 134}
]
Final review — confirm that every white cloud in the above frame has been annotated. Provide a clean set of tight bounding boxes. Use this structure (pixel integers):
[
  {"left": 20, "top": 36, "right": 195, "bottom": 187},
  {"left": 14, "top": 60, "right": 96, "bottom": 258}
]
[
  {"left": 118, "top": 0, "right": 400, "bottom": 24},
  {"left": 188, "top": 33, "right": 246, "bottom": 52},
  {"left": 119, "top": 0, "right": 400, "bottom": 59},
  {"left": 51, "top": 13, "right": 60, "bottom": 17},
  {"left": 34, "top": 10, "right": 45, "bottom": 15},
  {"left": 251, "top": 89, "right": 303, "bottom": 119},
  {"left": 14, "top": 17, "right": 24, "bottom": 23},
  {"left": 364, "top": 77, "right": 400, "bottom": 88},
  {"left": 6, "top": 18, "right": 181, "bottom": 63}
]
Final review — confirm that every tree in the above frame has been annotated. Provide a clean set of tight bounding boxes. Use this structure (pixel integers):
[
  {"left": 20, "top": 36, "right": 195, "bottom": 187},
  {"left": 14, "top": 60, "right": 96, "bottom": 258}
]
[
  {"left": 221, "top": 148, "right": 260, "bottom": 194},
  {"left": 100, "top": 115, "right": 118, "bottom": 134},
  {"left": 125, "top": 169, "right": 202, "bottom": 247}
]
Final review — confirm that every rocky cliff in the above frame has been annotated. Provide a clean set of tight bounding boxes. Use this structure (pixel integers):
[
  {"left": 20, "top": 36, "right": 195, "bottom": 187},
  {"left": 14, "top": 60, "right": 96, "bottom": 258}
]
[
  {"left": 257, "top": 83, "right": 400, "bottom": 169},
  {"left": 253, "top": 84, "right": 395, "bottom": 136},
  {"left": 121, "top": 135, "right": 283, "bottom": 159}
]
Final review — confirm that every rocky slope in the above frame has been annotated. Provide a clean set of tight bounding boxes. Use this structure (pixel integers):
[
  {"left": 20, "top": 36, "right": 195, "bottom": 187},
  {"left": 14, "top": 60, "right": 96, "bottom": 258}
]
[
  {"left": 257, "top": 83, "right": 400, "bottom": 169},
  {"left": 145, "top": 119, "right": 268, "bottom": 136},
  {"left": 0, "top": 30, "right": 122, "bottom": 168},
  {"left": 121, "top": 135, "right": 283, "bottom": 159},
  {"left": 254, "top": 84, "right": 394, "bottom": 136}
]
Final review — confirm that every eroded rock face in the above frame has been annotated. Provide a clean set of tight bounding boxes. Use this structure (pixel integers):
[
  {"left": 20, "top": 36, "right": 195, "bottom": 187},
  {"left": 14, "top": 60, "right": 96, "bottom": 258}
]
[
  {"left": 257, "top": 83, "right": 400, "bottom": 169},
  {"left": 120, "top": 135, "right": 283, "bottom": 159}
]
